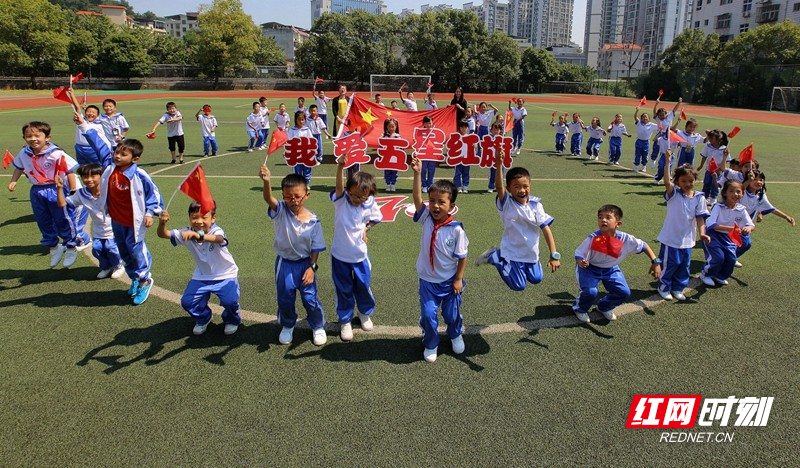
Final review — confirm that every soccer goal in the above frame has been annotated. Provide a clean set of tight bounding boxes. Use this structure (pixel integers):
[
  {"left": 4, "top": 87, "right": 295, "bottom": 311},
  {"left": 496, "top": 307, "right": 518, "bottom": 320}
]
[
  {"left": 370, "top": 74, "right": 432, "bottom": 97},
  {"left": 769, "top": 87, "right": 800, "bottom": 113}
]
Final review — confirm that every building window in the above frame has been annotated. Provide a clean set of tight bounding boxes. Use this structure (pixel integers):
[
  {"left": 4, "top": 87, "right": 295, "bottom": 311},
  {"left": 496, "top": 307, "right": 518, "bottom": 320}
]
[
  {"left": 740, "top": 23, "right": 749, "bottom": 32},
  {"left": 705, "top": 19, "right": 709, "bottom": 25},
  {"left": 743, "top": 0, "right": 752, "bottom": 11},
  {"left": 695, "top": 20, "right": 700, "bottom": 27},
  {"left": 793, "top": 3, "right": 800, "bottom": 11},
  {"left": 757, "top": 4, "right": 781, "bottom": 22},
  {"left": 715, "top": 13, "right": 731, "bottom": 29},
  {"left": 720, "top": 0, "right": 733, "bottom": 4}
]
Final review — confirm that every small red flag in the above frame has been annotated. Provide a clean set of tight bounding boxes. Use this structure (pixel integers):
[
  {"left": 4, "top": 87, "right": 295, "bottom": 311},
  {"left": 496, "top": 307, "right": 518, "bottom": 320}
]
[
  {"left": 658, "top": 89, "right": 664, "bottom": 98},
  {"left": 400, "top": 82, "right": 406, "bottom": 90},
  {"left": 669, "top": 128, "right": 687, "bottom": 144},
  {"left": 179, "top": 164, "right": 215, "bottom": 214},
  {"left": 707, "top": 158, "right": 719, "bottom": 173},
  {"left": 728, "top": 126, "right": 741, "bottom": 138},
  {"left": 639, "top": 96, "right": 647, "bottom": 107},
  {"left": 56, "top": 156, "right": 68, "bottom": 175},
  {"left": 315, "top": 76, "right": 324, "bottom": 84},
  {"left": 590, "top": 234, "right": 623, "bottom": 258},
  {"left": 70, "top": 72, "right": 84, "bottom": 84},
  {"left": 427, "top": 82, "right": 433, "bottom": 88},
  {"left": 3, "top": 149, "right": 14, "bottom": 169},
  {"left": 552, "top": 111, "right": 557, "bottom": 117},
  {"left": 738, "top": 144, "right": 754, "bottom": 164},
  {"left": 53, "top": 86, "right": 72, "bottom": 104},
  {"left": 728, "top": 227, "right": 743, "bottom": 247},
  {"left": 504, "top": 110, "right": 514, "bottom": 134},
  {"left": 680, "top": 110, "right": 687, "bottom": 121},
  {"left": 145, "top": 132, "right": 156, "bottom": 140},
  {"left": 267, "top": 129, "right": 289, "bottom": 155}
]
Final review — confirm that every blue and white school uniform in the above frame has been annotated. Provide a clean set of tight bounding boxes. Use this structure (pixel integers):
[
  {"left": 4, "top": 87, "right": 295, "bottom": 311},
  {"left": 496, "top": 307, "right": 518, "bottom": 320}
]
[
  {"left": 717, "top": 168, "right": 744, "bottom": 187},
  {"left": 651, "top": 112, "right": 674, "bottom": 161},
  {"left": 74, "top": 120, "right": 110, "bottom": 165},
  {"left": 567, "top": 120, "right": 585, "bottom": 155},
  {"left": 197, "top": 114, "right": 219, "bottom": 156},
  {"left": 511, "top": 106, "right": 527, "bottom": 150},
  {"left": 703, "top": 203, "right": 753, "bottom": 281},
  {"left": 654, "top": 134, "right": 683, "bottom": 183},
  {"left": 273, "top": 112, "right": 290, "bottom": 132},
  {"left": 288, "top": 126, "right": 316, "bottom": 184},
  {"left": 452, "top": 134, "right": 473, "bottom": 191},
  {"left": 330, "top": 192, "right": 383, "bottom": 324},
  {"left": 315, "top": 95, "right": 330, "bottom": 125},
  {"left": 294, "top": 106, "right": 310, "bottom": 119},
  {"left": 700, "top": 143, "right": 727, "bottom": 200},
  {"left": 307, "top": 116, "right": 327, "bottom": 163},
  {"left": 65, "top": 188, "right": 121, "bottom": 271},
  {"left": 424, "top": 100, "right": 437, "bottom": 110},
  {"left": 413, "top": 205, "right": 469, "bottom": 351},
  {"left": 656, "top": 189, "right": 709, "bottom": 294},
  {"left": 676, "top": 131, "right": 704, "bottom": 166},
  {"left": 158, "top": 111, "right": 185, "bottom": 154},
  {"left": 485, "top": 194, "right": 553, "bottom": 291},
  {"left": 573, "top": 231, "right": 648, "bottom": 314},
  {"left": 475, "top": 110, "right": 495, "bottom": 156},
  {"left": 551, "top": 122, "right": 569, "bottom": 153},
  {"left": 467, "top": 116, "right": 476, "bottom": 134},
  {"left": 170, "top": 224, "right": 241, "bottom": 327},
  {"left": 246, "top": 113, "right": 261, "bottom": 150},
  {"left": 607, "top": 123, "right": 628, "bottom": 163},
  {"left": 737, "top": 190, "right": 776, "bottom": 258},
  {"left": 585, "top": 126, "right": 605, "bottom": 158},
  {"left": 12, "top": 145, "right": 81, "bottom": 248},
  {"left": 269, "top": 201, "right": 326, "bottom": 331},
  {"left": 403, "top": 98, "right": 418, "bottom": 111},
  {"left": 634, "top": 121, "right": 659, "bottom": 167},
  {"left": 383, "top": 132, "right": 402, "bottom": 186},
  {"left": 259, "top": 107, "right": 271, "bottom": 147},
  {"left": 97, "top": 112, "right": 129, "bottom": 149}
]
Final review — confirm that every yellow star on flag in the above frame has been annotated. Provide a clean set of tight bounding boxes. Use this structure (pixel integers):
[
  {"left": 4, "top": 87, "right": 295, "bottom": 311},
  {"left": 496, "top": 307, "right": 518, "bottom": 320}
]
[
  {"left": 360, "top": 107, "right": 379, "bottom": 126},
  {"left": 386, "top": 110, "right": 392, "bottom": 117}
]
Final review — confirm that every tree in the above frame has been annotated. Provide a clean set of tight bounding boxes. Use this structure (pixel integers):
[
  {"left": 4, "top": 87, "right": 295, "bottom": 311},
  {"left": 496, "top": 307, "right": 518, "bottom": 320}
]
[
  {"left": 68, "top": 14, "right": 116, "bottom": 78},
  {"left": 483, "top": 31, "right": 521, "bottom": 93},
  {"left": 658, "top": 28, "right": 720, "bottom": 103},
  {"left": 0, "top": 0, "right": 71, "bottom": 85},
  {"left": 100, "top": 31, "right": 152, "bottom": 80},
  {"left": 520, "top": 48, "right": 558, "bottom": 93},
  {"left": 253, "top": 34, "right": 285, "bottom": 66},
  {"left": 295, "top": 13, "right": 357, "bottom": 82}
]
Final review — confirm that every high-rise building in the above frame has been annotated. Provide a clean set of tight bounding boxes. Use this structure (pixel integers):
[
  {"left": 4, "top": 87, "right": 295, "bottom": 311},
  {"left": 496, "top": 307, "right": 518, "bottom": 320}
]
[
  {"left": 691, "top": 0, "right": 799, "bottom": 44},
  {"left": 311, "top": 0, "right": 387, "bottom": 22},
  {"left": 421, "top": 3, "right": 455, "bottom": 13},
  {"left": 584, "top": 0, "right": 629, "bottom": 69},
  {"left": 508, "top": 0, "right": 573, "bottom": 48},
  {"left": 463, "top": 1, "right": 510, "bottom": 32}
]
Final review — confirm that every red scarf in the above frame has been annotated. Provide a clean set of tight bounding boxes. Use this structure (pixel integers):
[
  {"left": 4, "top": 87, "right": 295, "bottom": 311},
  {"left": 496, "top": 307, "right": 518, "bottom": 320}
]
[{"left": 429, "top": 214, "right": 454, "bottom": 271}]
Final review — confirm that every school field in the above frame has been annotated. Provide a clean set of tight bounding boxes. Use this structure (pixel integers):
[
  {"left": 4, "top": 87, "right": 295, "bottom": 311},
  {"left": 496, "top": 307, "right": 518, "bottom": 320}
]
[{"left": 0, "top": 90, "right": 798, "bottom": 466}]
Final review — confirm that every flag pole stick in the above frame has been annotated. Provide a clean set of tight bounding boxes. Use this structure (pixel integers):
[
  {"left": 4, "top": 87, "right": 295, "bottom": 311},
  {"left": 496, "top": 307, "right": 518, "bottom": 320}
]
[{"left": 165, "top": 162, "right": 201, "bottom": 211}]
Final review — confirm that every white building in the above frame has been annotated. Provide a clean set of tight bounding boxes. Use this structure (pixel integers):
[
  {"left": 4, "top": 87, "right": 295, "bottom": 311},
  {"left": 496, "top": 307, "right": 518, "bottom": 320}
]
[
  {"left": 508, "top": 0, "right": 574, "bottom": 48},
  {"left": 583, "top": 0, "right": 628, "bottom": 69},
  {"left": 463, "top": 1, "right": 510, "bottom": 32},
  {"left": 163, "top": 13, "right": 199, "bottom": 40},
  {"left": 261, "top": 22, "right": 310, "bottom": 64},
  {"left": 596, "top": 43, "right": 644, "bottom": 78},
  {"left": 421, "top": 3, "right": 455, "bottom": 12},
  {"left": 311, "top": 0, "right": 387, "bottom": 22},
  {"left": 691, "top": 0, "right": 799, "bottom": 43}
]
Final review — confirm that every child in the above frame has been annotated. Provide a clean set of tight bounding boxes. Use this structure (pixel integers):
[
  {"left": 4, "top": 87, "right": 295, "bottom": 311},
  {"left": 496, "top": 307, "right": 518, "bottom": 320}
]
[
  {"left": 700, "top": 180, "right": 754, "bottom": 286},
  {"left": 549, "top": 113, "right": 569, "bottom": 154},
  {"left": 382, "top": 118, "right": 401, "bottom": 192},
  {"left": 573, "top": 204, "right": 661, "bottom": 323},
  {"left": 258, "top": 97, "right": 271, "bottom": 150},
  {"left": 306, "top": 104, "right": 331, "bottom": 164},
  {"left": 374, "top": 94, "right": 384, "bottom": 106},
  {"left": 98, "top": 98, "right": 129, "bottom": 150},
  {"left": 7, "top": 121, "right": 84, "bottom": 268},
  {"left": 330, "top": 161, "right": 383, "bottom": 341},
  {"left": 312, "top": 85, "right": 330, "bottom": 126},
  {"left": 475, "top": 153, "right": 561, "bottom": 291},
  {"left": 150, "top": 102, "right": 185, "bottom": 164},
  {"left": 287, "top": 111, "right": 316, "bottom": 185},
  {"left": 655, "top": 151, "right": 710, "bottom": 301},
  {"left": 697, "top": 129, "right": 729, "bottom": 205},
  {"left": 650, "top": 97, "right": 682, "bottom": 169},
  {"left": 486, "top": 121, "right": 505, "bottom": 193},
  {"left": 67, "top": 90, "right": 110, "bottom": 165},
  {"left": 157, "top": 202, "right": 241, "bottom": 336},
  {"left": 274, "top": 103, "right": 290, "bottom": 131},
  {"left": 424, "top": 93, "right": 437, "bottom": 111},
  {"left": 55, "top": 163, "right": 124, "bottom": 279},
  {"left": 452, "top": 119, "right": 473, "bottom": 194},
  {"left": 259, "top": 165, "right": 327, "bottom": 346},
  {"left": 584, "top": 117, "right": 607, "bottom": 161},
  {"left": 464, "top": 107, "right": 477, "bottom": 134},
  {"left": 390, "top": 100, "right": 400, "bottom": 110},
  {"left": 410, "top": 157, "right": 468, "bottom": 363},
  {"left": 475, "top": 102, "right": 498, "bottom": 156},
  {"left": 246, "top": 102, "right": 262, "bottom": 152},
  {"left": 567, "top": 113, "right": 586, "bottom": 156},
  {"left": 195, "top": 104, "right": 218, "bottom": 157},
  {"left": 294, "top": 96, "right": 309, "bottom": 118},
  {"left": 399, "top": 88, "right": 418, "bottom": 111},
  {"left": 606, "top": 113, "right": 632, "bottom": 165},
  {"left": 419, "top": 116, "right": 437, "bottom": 193},
  {"left": 509, "top": 98, "right": 527, "bottom": 155},
  {"left": 675, "top": 118, "right": 705, "bottom": 167},
  {"left": 718, "top": 159, "right": 744, "bottom": 187},
  {"left": 736, "top": 170, "right": 795, "bottom": 265},
  {"left": 633, "top": 107, "right": 660, "bottom": 172}
]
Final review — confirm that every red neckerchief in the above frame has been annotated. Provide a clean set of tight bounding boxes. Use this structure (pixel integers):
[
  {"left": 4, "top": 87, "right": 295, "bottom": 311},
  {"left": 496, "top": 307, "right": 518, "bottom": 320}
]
[{"left": 429, "top": 213, "right": 454, "bottom": 271}]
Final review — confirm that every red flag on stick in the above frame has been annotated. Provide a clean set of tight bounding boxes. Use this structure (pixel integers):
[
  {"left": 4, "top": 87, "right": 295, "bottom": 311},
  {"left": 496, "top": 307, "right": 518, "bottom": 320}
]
[
  {"left": 179, "top": 164, "right": 215, "bottom": 214},
  {"left": 400, "top": 82, "right": 406, "bottom": 90},
  {"left": 707, "top": 158, "right": 719, "bottom": 173},
  {"left": 427, "top": 82, "right": 433, "bottom": 88},
  {"left": 680, "top": 109, "right": 687, "bottom": 121},
  {"left": 504, "top": 110, "right": 515, "bottom": 134},
  {"left": 639, "top": 96, "right": 647, "bottom": 107},
  {"left": 56, "top": 156, "right": 68, "bottom": 175},
  {"left": 590, "top": 234, "right": 623, "bottom": 258},
  {"left": 669, "top": 129, "right": 687, "bottom": 144},
  {"left": 267, "top": 130, "right": 289, "bottom": 155},
  {"left": 53, "top": 86, "right": 72, "bottom": 104},
  {"left": 3, "top": 149, "right": 14, "bottom": 169},
  {"left": 727, "top": 126, "right": 741, "bottom": 138},
  {"left": 658, "top": 89, "right": 664, "bottom": 98},
  {"left": 315, "top": 76, "right": 324, "bottom": 84},
  {"left": 728, "top": 227, "right": 743, "bottom": 247},
  {"left": 70, "top": 72, "right": 85, "bottom": 84},
  {"left": 552, "top": 111, "right": 557, "bottom": 117},
  {"left": 738, "top": 144, "right": 754, "bottom": 164}
]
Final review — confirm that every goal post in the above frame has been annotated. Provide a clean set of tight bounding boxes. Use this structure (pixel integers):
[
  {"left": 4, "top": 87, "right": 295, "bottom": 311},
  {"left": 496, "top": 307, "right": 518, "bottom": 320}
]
[
  {"left": 770, "top": 87, "right": 800, "bottom": 113},
  {"left": 370, "top": 74, "right": 432, "bottom": 98}
]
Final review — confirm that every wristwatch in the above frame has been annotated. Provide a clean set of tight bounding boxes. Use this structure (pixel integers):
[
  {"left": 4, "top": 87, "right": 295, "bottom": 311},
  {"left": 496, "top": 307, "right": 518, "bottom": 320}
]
[
  {"left": 311, "top": 262, "right": 318, "bottom": 272},
  {"left": 651, "top": 258, "right": 662, "bottom": 265},
  {"left": 549, "top": 252, "right": 561, "bottom": 260},
  {"left": 197, "top": 230, "right": 205, "bottom": 242}
]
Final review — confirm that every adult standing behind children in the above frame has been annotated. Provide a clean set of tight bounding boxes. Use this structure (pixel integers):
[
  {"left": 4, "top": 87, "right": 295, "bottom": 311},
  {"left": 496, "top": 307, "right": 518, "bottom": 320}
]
[
  {"left": 331, "top": 85, "right": 350, "bottom": 137},
  {"left": 150, "top": 101, "right": 185, "bottom": 164},
  {"left": 450, "top": 87, "right": 468, "bottom": 125}
]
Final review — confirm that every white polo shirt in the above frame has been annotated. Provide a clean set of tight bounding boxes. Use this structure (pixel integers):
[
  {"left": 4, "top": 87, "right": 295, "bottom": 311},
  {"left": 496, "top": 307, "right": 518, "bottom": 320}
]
[
  {"left": 274, "top": 112, "right": 290, "bottom": 131},
  {"left": 511, "top": 107, "right": 527, "bottom": 124},
  {"left": 657, "top": 189, "right": 709, "bottom": 249},
  {"left": 246, "top": 113, "right": 261, "bottom": 132},
  {"left": 718, "top": 169, "right": 744, "bottom": 187},
  {"left": 497, "top": 194, "right": 553, "bottom": 263},
  {"left": 414, "top": 205, "right": 469, "bottom": 283},
  {"left": 260, "top": 107, "right": 271, "bottom": 129},
  {"left": 575, "top": 230, "right": 646, "bottom": 268},
  {"left": 75, "top": 120, "right": 108, "bottom": 147},
  {"left": 330, "top": 192, "right": 383, "bottom": 263},
  {"left": 741, "top": 190, "right": 775, "bottom": 218},
  {"left": 170, "top": 224, "right": 238, "bottom": 281},
  {"left": 158, "top": 111, "right": 184, "bottom": 137},
  {"left": 403, "top": 98, "right": 418, "bottom": 111},
  {"left": 636, "top": 121, "right": 659, "bottom": 140},
  {"left": 677, "top": 130, "right": 705, "bottom": 150},
  {"left": 315, "top": 95, "right": 330, "bottom": 115},
  {"left": 552, "top": 122, "right": 569, "bottom": 135},
  {"left": 476, "top": 110, "right": 495, "bottom": 127},
  {"left": 567, "top": 121, "right": 584, "bottom": 134},
  {"left": 608, "top": 123, "right": 628, "bottom": 138},
  {"left": 706, "top": 203, "right": 754, "bottom": 231},
  {"left": 97, "top": 113, "right": 129, "bottom": 143},
  {"left": 700, "top": 144, "right": 727, "bottom": 170},
  {"left": 307, "top": 116, "right": 327, "bottom": 135},
  {"left": 66, "top": 188, "right": 113, "bottom": 239},
  {"left": 197, "top": 114, "right": 217, "bottom": 137},
  {"left": 587, "top": 126, "right": 605, "bottom": 140},
  {"left": 268, "top": 201, "right": 326, "bottom": 261}
]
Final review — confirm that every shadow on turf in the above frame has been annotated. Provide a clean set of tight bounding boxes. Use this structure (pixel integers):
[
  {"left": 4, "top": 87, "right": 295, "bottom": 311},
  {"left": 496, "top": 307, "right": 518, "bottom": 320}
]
[{"left": 0, "top": 213, "right": 36, "bottom": 227}]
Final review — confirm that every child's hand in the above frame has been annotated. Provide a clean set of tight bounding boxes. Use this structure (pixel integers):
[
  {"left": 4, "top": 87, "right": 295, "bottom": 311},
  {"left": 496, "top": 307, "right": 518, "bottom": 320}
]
[
  {"left": 159, "top": 211, "right": 170, "bottom": 223},
  {"left": 181, "top": 230, "right": 198, "bottom": 241},
  {"left": 650, "top": 264, "right": 662, "bottom": 279},
  {"left": 497, "top": 148, "right": 505, "bottom": 166},
  {"left": 362, "top": 227, "right": 369, "bottom": 243},
  {"left": 678, "top": 97, "right": 683, "bottom": 103},
  {"left": 54, "top": 175, "right": 64, "bottom": 189},
  {"left": 756, "top": 213, "right": 764, "bottom": 223},
  {"left": 787, "top": 216, "right": 796, "bottom": 226},
  {"left": 700, "top": 233, "right": 711, "bottom": 244},
  {"left": 576, "top": 259, "right": 589, "bottom": 269},
  {"left": 144, "top": 215, "right": 153, "bottom": 228},
  {"left": 302, "top": 267, "right": 315, "bottom": 286},
  {"left": 665, "top": 149, "right": 672, "bottom": 161},
  {"left": 547, "top": 258, "right": 560, "bottom": 272},
  {"left": 259, "top": 164, "right": 271, "bottom": 180},
  {"left": 741, "top": 226, "right": 752, "bottom": 235},
  {"left": 453, "top": 278, "right": 463, "bottom": 295},
  {"left": 7, "top": 181, "right": 16, "bottom": 192},
  {"left": 410, "top": 156, "right": 421, "bottom": 173},
  {"left": 73, "top": 111, "right": 85, "bottom": 125}
]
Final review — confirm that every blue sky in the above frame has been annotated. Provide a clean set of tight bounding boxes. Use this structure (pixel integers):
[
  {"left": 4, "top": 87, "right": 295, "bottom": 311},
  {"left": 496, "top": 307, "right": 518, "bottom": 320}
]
[{"left": 129, "top": 0, "right": 587, "bottom": 44}]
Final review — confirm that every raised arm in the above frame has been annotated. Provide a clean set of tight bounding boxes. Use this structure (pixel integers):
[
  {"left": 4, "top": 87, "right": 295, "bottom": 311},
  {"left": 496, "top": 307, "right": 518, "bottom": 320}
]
[
  {"left": 335, "top": 158, "right": 346, "bottom": 198},
  {"left": 411, "top": 156, "right": 423, "bottom": 211},
  {"left": 259, "top": 164, "right": 278, "bottom": 210},
  {"left": 672, "top": 98, "right": 683, "bottom": 114},
  {"left": 157, "top": 211, "right": 171, "bottom": 239},
  {"left": 634, "top": 107, "right": 640, "bottom": 124},
  {"left": 663, "top": 149, "right": 675, "bottom": 195},
  {"left": 495, "top": 148, "right": 506, "bottom": 201}
]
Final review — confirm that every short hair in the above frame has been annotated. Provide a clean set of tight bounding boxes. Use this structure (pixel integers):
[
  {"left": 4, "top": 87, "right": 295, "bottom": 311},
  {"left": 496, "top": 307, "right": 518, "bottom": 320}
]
[
  {"left": 102, "top": 98, "right": 117, "bottom": 107},
  {"left": 422, "top": 115, "right": 433, "bottom": 124},
  {"left": 346, "top": 171, "right": 377, "bottom": 196},
  {"left": 672, "top": 163, "right": 697, "bottom": 184},
  {"left": 375, "top": 93, "right": 381, "bottom": 99},
  {"left": 598, "top": 204, "right": 623, "bottom": 219},
  {"left": 390, "top": 100, "right": 398, "bottom": 106},
  {"left": 298, "top": 96, "right": 305, "bottom": 103},
  {"left": 490, "top": 121, "right": 504, "bottom": 132},
  {"left": 22, "top": 121, "right": 51, "bottom": 137},
  {"left": 707, "top": 129, "right": 729, "bottom": 147},
  {"left": 430, "top": 179, "right": 458, "bottom": 203},
  {"left": 457, "top": 119, "right": 469, "bottom": 128},
  {"left": 729, "top": 159, "right": 740, "bottom": 166},
  {"left": 85, "top": 105, "right": 100, "bottom": 115},
  {"left": 252, "top": 101, "right": 260, "bottom": 108},
  {"left": 309, "top": 104, "right": 318, "bottom": 111},
  {"left": 685, "top": 118, "right": 697, "bottom": 127},
  {"left": 259, "top": 96, "right": 267, "bottom": 102},
  {"left": 505, "top": 167, "right": 530, "bottom": 187},
  {"left": 188, "top": 200, "right": 216, "bottom": 215},
  {"left": 117, "top": 138, "right": 144, "bottom": 159},
  {"left": 281, "top": 173, "right": 307, "bottom": 190},
  {"left": 77, "top": 163, "right": 103, "bottom": 177},
  {"left": 166, "top": 101, "right": 176, "bottom": 108},
  {"left": 720, "top": 179, "right": 742, "bottom": 202}
]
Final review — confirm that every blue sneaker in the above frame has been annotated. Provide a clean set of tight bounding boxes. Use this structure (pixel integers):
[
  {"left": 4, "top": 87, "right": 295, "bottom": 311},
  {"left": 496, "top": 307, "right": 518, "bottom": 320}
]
[
  {"left": 127, "top": 281, "right": 138, "bottom": 296},
  {"left": 133, "top": 277, "right": 153, "bottom": 305}
]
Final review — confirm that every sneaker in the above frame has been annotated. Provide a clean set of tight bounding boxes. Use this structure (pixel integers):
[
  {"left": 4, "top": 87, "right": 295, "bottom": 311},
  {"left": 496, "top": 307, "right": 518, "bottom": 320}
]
[
  {"left": 211, "top": 153, "right": 217, "bottom": 157},
  {"left": 634, "top": 166, "right": 640, "bottom": 173},
  {"left": 487, "top": 188, "right": 495, "bottom": 193},
  {"left": 340, "top": 322, "right": 353, "bottom": 341},
  {"left": 247, "top": 148, "right": 253, "bottom": 153},
  {"left": 706, "top": 197, "right": 714, "bottom": 206},
  {"left": 358, "top": 312, "right": 374, "bottom": 331},
  {"left": 650, "top": 161, "right": 656, "bottom": 169},
  {"left": 516, "top": 148, "right": 521, "bottom": 155},
  {"left": 203, "top": 154, "right": 209, "bottom": 158},
  {"left": 458, "top": 187, "right": 464, "bottom": 193},
  {"left": 600, "top": 310, "right": 617, "bottom": 321},
  {"left": 714, "top": 277, "right": 729, "bottom": 286},
  {"left": 62, "top": 248, "right": 79, "bottom": 268},
  {"left": 653, "top": 179, "right": 661, "bottom": 185},
  {"left": 96, "top": 268, "right": 113, "bottom": 279},
  {"left": 75, "top": 242, "right": 91, "bottom": 252},
  {"left": 658, "top": 288, "right": 674, "bottom": 301},
  {"left": 193, "top": 318, "right": 211, "bottom": 336},
  {"left": 132, "top": 277, "right": 153, "bottom": 305},
  {"left": 111, "top": 265, "right": 126, "bottom": 279},
  {"left": 640, "top": 166, "right": 647, "bottom": 173},
  {"left": 462, "top": 188, "right": 468, "bottom": 194},
  {"left": 451, "top": 335, "right": 465, "bottom": 354},
  {"left": 614, "top": 162, "right": 620, "bottom": 165},
  {"left": 423, "top": 346, "right": 438, "bottom": 363},
  {"left": 422, "top": 186, "right": 428, "bottom": 193},
  {"left": 179, "top": 159, "right": 184, "bottom": 164},
  {"left": 223, "top": 323, "right": 239, "bottom": 335},
  {"left": 474, "top": 246, "right": 497, "bottom": 266},
  {"left": 49, "top": 245, "right": 65, "bottom": 268},
  {"left": 278, "top": 326, "right": 294, "bottom": 344},
  {"left": 671, "top": 291, "right": 687, "bottom": 301},
  {"left": 734, "top": 261, "right": 743, "bottom": 268},
  {"left": 127, "top": 280, "right": 139, "bottom": 296},
  {"left": 312, "top": 328, "right": 327, "bottom": 346},
  {"left": 574, "top": 310, "right": 590, "bottom": 323},
  {"left": 260, "top": 145, "right": 267, "bottom": 150},
  {"left": 700, "top": 273, "right": 715, "bottom": 287}
]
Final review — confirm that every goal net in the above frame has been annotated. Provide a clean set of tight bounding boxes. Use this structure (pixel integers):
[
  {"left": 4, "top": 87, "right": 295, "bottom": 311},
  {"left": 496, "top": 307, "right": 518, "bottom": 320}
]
[
  {"left": 370, "top": 74, "right": 432, "bottom": 98},
  {"left": 770, "top": 87, "right": 800, "bottom": 113}
]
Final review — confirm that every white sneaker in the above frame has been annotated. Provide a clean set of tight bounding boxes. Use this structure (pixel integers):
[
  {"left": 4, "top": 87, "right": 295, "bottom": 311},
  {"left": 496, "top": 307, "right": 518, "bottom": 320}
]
[
  {"left": 516, "top": 148, "right": 521, "bottom": 155},
  {"left": 574, "top": 311, "right": 590, "bottom": 323},
  {"left": 96, "top": 268, "right": 112, "bottom": 279},
  {"left": 111, "top": 265, "right": 126, "bottom": 279},
  {"left": 223, "top": 323, "right": 239, "bottom": 335},
  {"left": 75, "top": 242, "right": 91, "bottom": 252},
  {"left": 614, "top": 162, "right": 620, "bottom": 165},
  {"left": 714, "top": 278, "right": 729, "bottom": 286},
  {"left": 700, "top": 273, "right": 715, "bottom": 287},
  {"left": 640, "top": 166, "right": 647, "bottom": 173},
  {"left": 340, "top": 322, "right": 353, "bottom": 341},
  {"left": 312, "top": 328, "right": 327, "bottom": 346},
  {"left": 193, "top": 319, "right": 211, "bottom": 335},
  {"left": 49, "top": 245, "right": 65, "bottom": 268},
  {"left": 634, "top": 166, "right": 640, "bottom": 173},
  {"left": 422, "top": 187, "right": 428, "bottom": 193},
  {"left": 649, "top": 161, "right": 656, "bottom": 169},
  {"left": 423, "top": 347, "right": 438, "bottom": 363},
  {"left": 474, "top": 246, "right": 497, "bottom": 266},
  {"left": 358, "top": 312, "right": 373, "bottom": 331},
  {"left": 278, "top": 326, "right": 294, "bottom": 344},
  {"left": 600, "top": 310, "right": 617, "bottom": 321},
  {"left": 451, "top": 335, "right": 465, "bottom": 354},
  {"left": 734, "top": 261, "right": 743, "bottom": 268},
  {"left": 462, "top": 188, "right": 468, "bottom": 194},
  {"left": 487, "top": 188, "right": 495, "bottom": 193},
  {"left": 62, "top": 248, "right": 79, "bottom": 268},
  {"left": 671, "top": 291, "right": 687, "bottom": 301},
  {"left": 658, "top": 289, "right": 674, "bottom": 301},
  {"left": 247, "top": 148, "right": 253, "bottom": 152}
]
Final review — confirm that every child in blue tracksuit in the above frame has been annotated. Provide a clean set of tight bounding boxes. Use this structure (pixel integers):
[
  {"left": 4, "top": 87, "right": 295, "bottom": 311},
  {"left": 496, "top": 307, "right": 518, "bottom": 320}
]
[
  {"left": 7, "top": 121, "right": 84, "bottom": 268},
  {"left": 633, "top": 107, "right": 660, "bottom": 172},
  {"left": 700, "top": 180, "right": 754, "bottom": 287},
  {"left": 509, "top": 98, "right": 527, "bottom": 155},
  {"left": 410, "top": 156, "right": 469, "bottom": 363},
  {"left": 573, "top": 204, "right": 661, "bottom": 324},
  {"left": 158, "top": 202, "right": 241, "bottom": 336},
  {"left": 330, "top": 162, "right": 383, "bottom": 341},
  {"left": 584, "top": 117, "right": 606, "bottom": 160},
  {"left": 567, "top": 113, "right": 586, "bottom": 156},
  {"left": 260, "top": 165, "right": 327, "bottom": 346},
  {"left": 606, "top": 113, "right": 632, "bottom": 165},
  {"left": 550, "top": 113, "right": 569, "bottom": 154}
]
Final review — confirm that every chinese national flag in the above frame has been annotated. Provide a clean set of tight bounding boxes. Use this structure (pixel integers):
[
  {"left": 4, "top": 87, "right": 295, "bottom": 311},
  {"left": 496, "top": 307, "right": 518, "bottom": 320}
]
[
  {"left": 727, "top": 126, "right": 741, "bottom": 138},
  {"left": 315, "top": 76, "right": 324, "bottom": 84},
  {"left": 56, "top": 156, "right": 68, "bottom": 175},
  {"left": 728, "top": 227, "right": 743, "bottom": 247},
  {"left": 3, "top": 149, "right": 13, "bottom": 169},
  {"left": 70, "top": 72, "right": 85, "bottom": 84},
  {"left": 668, "top": 129, "right": 687, "bottom": 144},
  {"left": 267, "top": 130, "right": 289, "bottom": 155},
  {"left": 707, "top": 158, "right": 719, "bottom": 173},
  {"left": 680, "top": 110, "right": 687, "bottom": 121},
  {"left": 179, "top": 164, "right": 215, "bottom": 214},
  {"left": 639, "top": 96, "right": 647, "bottom": 107},
  {"left": 504, "top": 110, "right": 514, "bottom": 134},
  {"left": 658, "top": 89, "right": 664, "bottom": 98},
  {"left": 53, "top": 86, "right": 72, "bottom": 104},
  {"left": 738, "top": 144, "right": 754, "bottom": 164},
  {"left": 590, "top": 234, "right": 623, "bottom": 258}
]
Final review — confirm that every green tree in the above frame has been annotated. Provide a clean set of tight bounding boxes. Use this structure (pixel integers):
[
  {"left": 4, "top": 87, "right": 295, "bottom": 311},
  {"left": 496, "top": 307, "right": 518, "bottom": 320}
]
[
  {"left": 519, "top": 48, "right": 558, "bottom": 93},
  {"left": 295, "top": 14, "right": 357, "bottom": 83},
  {"left": 658, "top": 28, "right": 720, "bottom": 103},
  {"left": 253, "top": 34, "right": 285, "bottom": 66},
  {"left": 68, "top": 14, "right": 116, "bottom": 78},
  {"left": 555, "top": 63, "right": 595, "bottom": 94},
  {"left": 100, "top": 31, "right": 152, "bottom": 80},
  {"left": 483, "top": 31, "right": 521, "bottom": 93}
]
